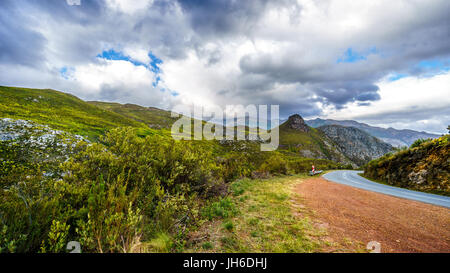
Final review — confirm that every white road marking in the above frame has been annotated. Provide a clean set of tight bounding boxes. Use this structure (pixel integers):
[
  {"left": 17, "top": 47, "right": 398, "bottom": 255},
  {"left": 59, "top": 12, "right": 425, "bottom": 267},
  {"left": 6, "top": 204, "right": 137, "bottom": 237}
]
[{"left": 323, "top": 171, "right": 450, "bottom": 208}]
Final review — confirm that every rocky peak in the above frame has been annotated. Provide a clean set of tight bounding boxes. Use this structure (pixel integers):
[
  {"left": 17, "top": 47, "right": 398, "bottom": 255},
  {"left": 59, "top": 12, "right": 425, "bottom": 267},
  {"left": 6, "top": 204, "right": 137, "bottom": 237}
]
[{"left": 286, "top": 114, "right": 310, "bottom": 132}]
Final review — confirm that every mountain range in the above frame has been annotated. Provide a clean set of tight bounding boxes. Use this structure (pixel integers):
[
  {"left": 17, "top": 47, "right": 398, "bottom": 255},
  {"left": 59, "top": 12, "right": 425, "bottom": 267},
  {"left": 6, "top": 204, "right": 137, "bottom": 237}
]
[{"left": 306, "top": 118, "right": 441, "bottom": 147}]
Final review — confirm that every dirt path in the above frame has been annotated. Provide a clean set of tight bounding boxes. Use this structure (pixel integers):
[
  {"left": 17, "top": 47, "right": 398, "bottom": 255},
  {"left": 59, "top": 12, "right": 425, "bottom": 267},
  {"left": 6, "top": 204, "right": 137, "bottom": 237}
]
[{"left": 294, "top": 177, "right": 450, "bottom": 253}]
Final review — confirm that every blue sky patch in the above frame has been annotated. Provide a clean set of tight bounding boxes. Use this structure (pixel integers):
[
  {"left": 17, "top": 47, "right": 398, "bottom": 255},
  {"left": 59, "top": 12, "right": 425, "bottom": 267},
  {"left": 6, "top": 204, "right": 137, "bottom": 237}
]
[
  {"left": 387, "top": 59, "right": 450, "bottom": 81},
  {"left": 97, "top": 49, "right": 149, "bottom": 68},
  {"left": 152, "top": 76, "right": 161, "bottom": 88},
  {"left": 417, "top": 59, "right": 450, "bottom": 71},
  {"left": 337, "top": 47, "right": 377, "bottom": 63},
  {"left": 149, "top": 52, "right": 163, "bottom": 74},
  {"left": 412, "top": 58, "right": 450, "bottom": 78},
  {"left": 59, "top": 66, "right": 74, "bottom": 79},
  {"left": 388, "top": 73, "right": 408, "bottom": 81},
  {"left": 60, "top": 67, "right": 69, "bottom": 79}
]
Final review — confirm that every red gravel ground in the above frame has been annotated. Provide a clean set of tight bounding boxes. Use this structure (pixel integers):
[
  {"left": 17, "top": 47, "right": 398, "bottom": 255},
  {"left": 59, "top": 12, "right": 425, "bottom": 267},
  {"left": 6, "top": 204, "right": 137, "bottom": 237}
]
[{"left": 295, "top": 177, "right": 450, "bottom": 253}]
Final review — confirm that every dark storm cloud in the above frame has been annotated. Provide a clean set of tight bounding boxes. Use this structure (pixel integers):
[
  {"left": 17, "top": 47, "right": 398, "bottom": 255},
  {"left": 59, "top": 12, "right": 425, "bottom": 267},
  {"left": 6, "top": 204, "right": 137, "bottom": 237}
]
[
  {"left": 239, "top": 53, "right": 385, "bottom": 106},
  {"left": 0, "top": 0, "right": 105, "bottom": 68},
  {"left": 29, "top": 0, "right": 104, "bottom": 23},
  {"left": 0, "top": 0, "right": 194, "bottom": 70},
  {"left": 176, "top": 0, "right": 269, "bottom": 37},
  {"left": 0, "top": 1, "right": 46, "bottom": 67}
]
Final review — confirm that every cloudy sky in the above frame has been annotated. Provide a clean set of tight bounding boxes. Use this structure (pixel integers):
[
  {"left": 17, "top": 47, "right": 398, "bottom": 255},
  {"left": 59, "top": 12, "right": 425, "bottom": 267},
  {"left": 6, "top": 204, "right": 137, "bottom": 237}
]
[{"left": 0, "top": 0, "right": 449, "bottom": 133}]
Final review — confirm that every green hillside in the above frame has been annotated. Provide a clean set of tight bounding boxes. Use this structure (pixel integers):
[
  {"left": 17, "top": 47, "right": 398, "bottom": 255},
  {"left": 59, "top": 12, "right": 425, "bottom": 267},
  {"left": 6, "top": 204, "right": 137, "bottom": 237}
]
[
  {"left": 0, "top": 86, "right": 152, "bottom": 139},
  {"left": 364, "top": 135, "right": 450, "bottom": 196},
  {"left": 0, "top": 86, "right": 352, "bottom": 166},
  {"left": 88, "top": 101, "right": 177, "bottom": 129}
]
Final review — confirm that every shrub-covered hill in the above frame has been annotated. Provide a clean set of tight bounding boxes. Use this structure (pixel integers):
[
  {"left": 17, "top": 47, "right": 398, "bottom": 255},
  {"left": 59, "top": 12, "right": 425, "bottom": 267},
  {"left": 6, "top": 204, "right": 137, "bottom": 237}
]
[
  {"left": 0, "top": 86, "right": 154, "bottom": 139},
  {"left": 364, "top": 135, "right": 449, "bottom": 196},
  {"left": 88, "top": 101, "right": 240, "bottom": 138}
]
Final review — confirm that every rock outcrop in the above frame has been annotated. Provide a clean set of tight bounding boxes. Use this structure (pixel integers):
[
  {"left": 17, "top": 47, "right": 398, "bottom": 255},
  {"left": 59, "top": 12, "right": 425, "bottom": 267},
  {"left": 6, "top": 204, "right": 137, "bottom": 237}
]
[
  {"left": 318, "top": 125, "right": 394, "bottom": 166},
  {"left": 0, "top": 118, "right": 87, "bottom": 178},
  {"left": 285, "top": 114, "right": 310, "bottom": 133}
]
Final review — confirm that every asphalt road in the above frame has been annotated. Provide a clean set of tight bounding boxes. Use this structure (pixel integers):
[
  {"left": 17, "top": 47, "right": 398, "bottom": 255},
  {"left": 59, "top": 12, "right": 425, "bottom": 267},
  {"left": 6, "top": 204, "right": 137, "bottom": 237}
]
[{"left": 322, "top": 170, "right": 450, "bottom": 208}]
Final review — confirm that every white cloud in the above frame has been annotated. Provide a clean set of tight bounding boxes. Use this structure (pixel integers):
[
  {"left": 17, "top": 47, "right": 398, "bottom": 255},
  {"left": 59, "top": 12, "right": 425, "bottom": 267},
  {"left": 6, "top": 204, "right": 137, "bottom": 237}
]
[
  {"left": 105, "top": 0, "right": 154, "bottom": 15},
  {"left": 162, "top": 40, "right": 255, "bottom": 107},
  {"left": 64, "top": 58, "right": 177, "bottom": 108},
  {"left": 123, "top": 46, "right": 151, "bottom": 64},
  {"left": 73, "top": 59, "right": 152, "bottom": 92}
]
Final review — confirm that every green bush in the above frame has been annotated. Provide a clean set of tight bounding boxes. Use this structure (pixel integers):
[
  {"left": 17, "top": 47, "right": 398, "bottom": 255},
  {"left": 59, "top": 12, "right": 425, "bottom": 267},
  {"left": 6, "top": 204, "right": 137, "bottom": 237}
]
[
  {"left": 146, "top": 232, "right": 173, "bottom": 253},
  {"left": 259, "top": 153, "right": 288, "bottom": 175},
  {"left": 74, "top": 175, "right": 142, "bottom": 253},
  {"left": 202, "top": 197, "right": 237, "bottom": 221},
  {"left": 222, "top": 220, "right": 234, "bottom": 231},
  {"left": 201, "top": 241, "right": 213, "bottom": 250},
  {"left": 40, "top": 220, "right": 70, "bottom": 253},
  {"left": 410, "top": 138, "right": 432, "bottom": 149}
]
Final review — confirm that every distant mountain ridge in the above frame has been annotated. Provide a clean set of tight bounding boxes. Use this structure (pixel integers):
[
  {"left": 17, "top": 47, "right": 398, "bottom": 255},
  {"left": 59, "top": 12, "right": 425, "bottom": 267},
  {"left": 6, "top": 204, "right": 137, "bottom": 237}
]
[{"left": 306, "top": 118, "right": 441, "bottom": 147}]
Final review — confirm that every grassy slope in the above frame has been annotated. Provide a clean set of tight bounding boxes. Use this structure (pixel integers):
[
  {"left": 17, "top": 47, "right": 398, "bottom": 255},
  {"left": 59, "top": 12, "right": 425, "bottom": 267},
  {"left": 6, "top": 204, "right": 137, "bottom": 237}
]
[
  {"left": 0, "top": 86, "right": 154, "bottom": 139},
  {"left": 88, "top": 101, "right": 177, "bottom": 129}
]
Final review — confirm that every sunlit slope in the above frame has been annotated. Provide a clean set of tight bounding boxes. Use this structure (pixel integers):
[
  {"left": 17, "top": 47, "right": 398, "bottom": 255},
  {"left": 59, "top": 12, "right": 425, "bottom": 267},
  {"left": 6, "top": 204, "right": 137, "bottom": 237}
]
[
  {"left": 88, "top": 101, "right": 178, "bottom": 129},
  {"left": 0, "top": 86, "right": 151, "bottom": 139},
  {"left": 89, "top": 101, "right": 266, "bottom": 138}
]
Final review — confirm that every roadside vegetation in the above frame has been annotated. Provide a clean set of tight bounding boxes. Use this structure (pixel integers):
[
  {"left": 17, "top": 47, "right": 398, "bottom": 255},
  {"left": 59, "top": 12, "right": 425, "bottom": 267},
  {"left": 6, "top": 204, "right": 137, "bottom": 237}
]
[{"left": 364, "top": 135, "right": 449, "bottom": 196}]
